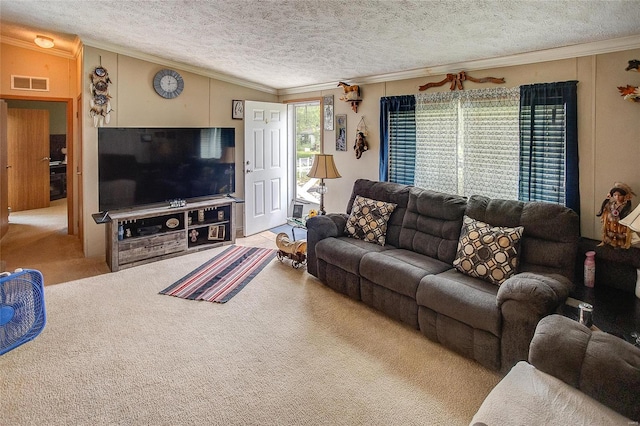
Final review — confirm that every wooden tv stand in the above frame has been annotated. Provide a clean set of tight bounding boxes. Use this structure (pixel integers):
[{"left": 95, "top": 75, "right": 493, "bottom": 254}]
[{"left": 105, "top": 197, "right": 236, "bottom": 272}]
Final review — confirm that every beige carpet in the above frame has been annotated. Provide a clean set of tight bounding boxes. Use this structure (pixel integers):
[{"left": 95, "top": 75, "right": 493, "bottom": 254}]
[
  {"left": 1, "top": 246, "right": 501, "bottom": 425},
  {"left": 0, "top": 199, "right": 110, "bottom": 285}
]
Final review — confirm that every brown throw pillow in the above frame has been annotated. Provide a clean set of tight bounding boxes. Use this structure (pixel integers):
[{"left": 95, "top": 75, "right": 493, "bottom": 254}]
[
  {"left": 345, "top": 195, "right": 397, "bottom": 246},
  {"left": 453, "top": 215, "right": 524, "bottom": 285}
]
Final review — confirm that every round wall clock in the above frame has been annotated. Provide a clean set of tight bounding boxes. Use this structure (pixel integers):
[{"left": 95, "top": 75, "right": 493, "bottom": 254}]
[{"left": 153, "top": 69, "right": 184, "bottom": 99}]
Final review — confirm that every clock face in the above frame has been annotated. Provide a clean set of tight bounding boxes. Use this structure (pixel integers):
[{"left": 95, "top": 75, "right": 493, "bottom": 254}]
[{"left": 153, "top": 69, "right": 184, "bottom": 99}]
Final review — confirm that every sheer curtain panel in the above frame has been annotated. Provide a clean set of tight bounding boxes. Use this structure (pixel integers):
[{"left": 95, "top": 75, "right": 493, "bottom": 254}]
[{"left": 415, "top": 88, "right": 520, "bottom": 198}]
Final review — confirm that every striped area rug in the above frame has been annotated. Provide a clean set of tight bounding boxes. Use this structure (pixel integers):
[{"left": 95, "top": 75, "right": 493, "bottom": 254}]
[{"left": 159, "top": 245, "right": 277, "bottom": 303}]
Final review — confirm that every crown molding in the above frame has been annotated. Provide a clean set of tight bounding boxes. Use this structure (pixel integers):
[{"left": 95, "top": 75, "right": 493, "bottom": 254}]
[
  {"left": 81, "top": 38, "right": 277, "bottom": 95},
  {"left": 5, "top": 33, "right": 639, "bottom": 96},
  {"left": 1, "top": 35, "right": 77, "bottom": 59},
  {"left": 277, "top": 35, "right": 640, "bottom": 96}
]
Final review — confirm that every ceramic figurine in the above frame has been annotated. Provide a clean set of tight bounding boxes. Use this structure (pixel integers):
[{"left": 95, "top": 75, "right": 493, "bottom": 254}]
[{"left": 596, "top": 182, "right": 635, "bottom": 249}]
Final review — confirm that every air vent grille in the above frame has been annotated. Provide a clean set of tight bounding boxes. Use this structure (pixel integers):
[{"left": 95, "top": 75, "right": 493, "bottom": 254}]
[{"left": 11, "top": 75, "right": 49, "bottom": 91}]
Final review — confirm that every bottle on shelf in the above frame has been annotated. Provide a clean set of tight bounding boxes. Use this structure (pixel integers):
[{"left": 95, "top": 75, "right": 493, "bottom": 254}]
[{"left": 584, "top": 250, "right": 596, "bottom": 288}]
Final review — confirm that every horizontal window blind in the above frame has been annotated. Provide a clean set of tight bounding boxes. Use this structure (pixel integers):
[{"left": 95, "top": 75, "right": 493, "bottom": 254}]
[
  {"left": 388, "top": 110, "right": 416, "bottom": 185},
  {"left": 519, "top": 103, "right": 566, "bottom": 205}
]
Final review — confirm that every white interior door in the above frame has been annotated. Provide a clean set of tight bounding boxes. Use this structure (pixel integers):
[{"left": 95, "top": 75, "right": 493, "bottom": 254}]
[{"left": 243, "top": 101, "right": 288, "bottom": 236}]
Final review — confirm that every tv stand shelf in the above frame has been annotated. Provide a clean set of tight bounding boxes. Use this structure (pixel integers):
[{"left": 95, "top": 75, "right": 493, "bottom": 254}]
[{"left": 105, "top": 198, "right": 236, "bottom": 272}]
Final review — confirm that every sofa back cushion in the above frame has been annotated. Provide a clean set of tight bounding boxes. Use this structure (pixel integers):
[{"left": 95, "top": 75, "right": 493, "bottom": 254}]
[
  {"left": 465, "top": 195, "right": 580, "bottom": 281},
  {"left": 346, "top": 179, "right": 411, "bottom": 248},
  {"left": 399, "top": 187, "right": 467, "bottom": 263}
]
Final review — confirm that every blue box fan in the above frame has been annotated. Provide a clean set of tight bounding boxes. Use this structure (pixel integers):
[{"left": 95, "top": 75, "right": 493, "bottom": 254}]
[{"left": 0, "top": 269, "right": 46, "bottom": 355}]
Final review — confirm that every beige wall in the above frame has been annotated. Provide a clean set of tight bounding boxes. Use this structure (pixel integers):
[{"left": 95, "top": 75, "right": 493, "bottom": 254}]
[
  {"left": 3, "top": 41, "right": 640, "bottom": 258},
  {"left": 0, "top": 43, "right": 76, "bottom": 98},
  {"left": 81, "top": 46, "right": 277, "bottom": 257},
  {"left": 282, "top": 50, "right": 640, "bottom": 241}
]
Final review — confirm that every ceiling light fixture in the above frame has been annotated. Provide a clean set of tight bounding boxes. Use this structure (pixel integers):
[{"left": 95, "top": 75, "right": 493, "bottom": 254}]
[{"left": 34, "top": 35, "right": 54, "bottom": 49}]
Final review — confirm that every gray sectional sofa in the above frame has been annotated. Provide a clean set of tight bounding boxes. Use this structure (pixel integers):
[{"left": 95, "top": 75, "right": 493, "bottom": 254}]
[
  {"left": 306, "top": 179, "right": 580, "bottom": 372},
  {"left": 472, "top": 314, "right": 640, "bottom": 424}
]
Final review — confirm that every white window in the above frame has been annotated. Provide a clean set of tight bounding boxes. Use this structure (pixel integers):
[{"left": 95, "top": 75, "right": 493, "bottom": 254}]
[
  {"left": 289, "top": 100, "right": 321, "bottom": 202},
  {"left": 415, "top": 88, "right": 521, "bottom": 200}
]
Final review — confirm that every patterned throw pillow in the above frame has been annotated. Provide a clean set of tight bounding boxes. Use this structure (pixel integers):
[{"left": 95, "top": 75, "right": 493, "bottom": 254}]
[
  {"left": 345, "top": 195, "right": 397, "bottom": 246},
  {"left": 453, "top": 215, "right": 524, "bottom": 285}
]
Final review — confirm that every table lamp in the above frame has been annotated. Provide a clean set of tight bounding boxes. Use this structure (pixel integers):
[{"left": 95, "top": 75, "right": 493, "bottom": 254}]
[
  {"left": 220, "top": 147, "right": 235, "bottom": 194},
  {"left": 307, "top": 154, "right": 341, "bottom": 215},
  {"left": 620, "top": 204, "right": 640, "bottom": 299},
  {"left": 620, "top": 203, "right": 640, "bottom": 246}
]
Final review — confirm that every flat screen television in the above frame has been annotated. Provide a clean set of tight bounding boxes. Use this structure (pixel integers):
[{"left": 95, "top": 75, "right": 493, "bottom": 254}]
[{"left": 98, "top": 127, "right": 235, "bottom": 211}]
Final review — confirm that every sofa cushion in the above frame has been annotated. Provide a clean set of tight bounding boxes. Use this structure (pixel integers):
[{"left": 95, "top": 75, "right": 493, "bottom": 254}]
[
  {"left": 345, "top": 195, "right": 397, "bottom": 246},
  {"left": 398, "top": 187, "right": 467, "bottom": 263},
  {"left": 453, "top": 215, "right": 524, "bottom": 285},
  {"left": 417, "top": 269, "right": 501, "bottom": 336},
  {"left": 316, "top": 236, "right": 391, "bottom": 275},
  {"left": 465, "top": 195, "right": 579, "bottom": 281},
  {"left": 346, "top": 179, "right": 411, "bottom": 248},
  {"left": 360, "top": 250, "right": 452, "bottom": 298}
]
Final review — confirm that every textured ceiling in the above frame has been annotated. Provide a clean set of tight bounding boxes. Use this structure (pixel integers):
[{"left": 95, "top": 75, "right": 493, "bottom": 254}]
[{"left": 2, "top": 0, "right": 640, "bottom": 91}]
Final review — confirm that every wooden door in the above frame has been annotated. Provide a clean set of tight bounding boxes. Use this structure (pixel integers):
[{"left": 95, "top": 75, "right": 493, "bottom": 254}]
[
  {"left": 0, "top": 101, "right": 8, "bottom": 239},
  {"left": 7, "top": 108, "right": 50, "bottom": 212},
  {"left": 76, "top": 96, "right": 83, "bottom": 243},
  {"left": 243, "top": 101, "right": 288, "bottom": 236}
]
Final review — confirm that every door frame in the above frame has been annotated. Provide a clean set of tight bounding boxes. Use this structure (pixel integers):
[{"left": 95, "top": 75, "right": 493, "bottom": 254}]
[
  {"left": 0, "top": 94, "right": 75, "bottom": 235},
  {"left": 243, "top": 100, "right": 289, "bottom": 236}
]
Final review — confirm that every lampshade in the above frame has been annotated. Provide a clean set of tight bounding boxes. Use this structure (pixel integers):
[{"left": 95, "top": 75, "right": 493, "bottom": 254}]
[
  {"left": 307, "top": 154, "right": 341, "bottom": 179},
  {"left": 621, "top": 204, "right": 640, "bottom": 246},
  {"left": 620, "top": 204, "right": 640, "bottom": 232},
  {"left": 220, "top": 147, "right": 235, "bottom": 164},
  {"left": 34, "top": 35, "right": 54, "bottom": 49}
]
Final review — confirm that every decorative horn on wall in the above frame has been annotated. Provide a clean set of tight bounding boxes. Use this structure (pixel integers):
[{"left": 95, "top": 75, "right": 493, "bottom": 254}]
[{"left": 419, "top": 71, "right": 505, "bottom": 91}]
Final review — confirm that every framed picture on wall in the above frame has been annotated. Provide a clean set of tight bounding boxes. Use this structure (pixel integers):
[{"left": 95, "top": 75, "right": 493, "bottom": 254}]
[
  {"left": 232, "top": 100, "right": 244, "bottom": 119},
  {"left": 335, "top": 114, "right": 347, "bottom": 151},
  {"left": 323, "top": 95, "right": 334, "bottom": 131}
]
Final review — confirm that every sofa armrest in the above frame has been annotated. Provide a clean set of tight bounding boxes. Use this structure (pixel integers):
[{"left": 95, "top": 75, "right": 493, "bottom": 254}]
[
  {"left": 529, "top": 314, "right": 640, "bottom": 421},
  {"left": 305, "top": 213, "right": 348, "bottom": 277},
  {"left": 497, "top": 272, "right": 573, "bottom": 372}
]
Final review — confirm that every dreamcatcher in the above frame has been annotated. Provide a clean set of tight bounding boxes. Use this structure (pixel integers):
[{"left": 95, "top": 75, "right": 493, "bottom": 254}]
[
  {"left": 89, "top": 64, "right": 113, "bottom": 127},
  {"left": 354, "top": 117, "right": 369, "bottom": 159}
]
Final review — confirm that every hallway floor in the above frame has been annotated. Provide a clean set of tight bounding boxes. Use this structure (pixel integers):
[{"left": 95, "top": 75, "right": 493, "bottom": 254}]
[{"left": 0, "top": 200, "right": 278, "bottom": 286}]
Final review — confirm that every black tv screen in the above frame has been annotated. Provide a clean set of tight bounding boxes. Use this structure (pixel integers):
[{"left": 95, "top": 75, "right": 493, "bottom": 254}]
[{"left": 98, "top": 127, "right": 235, "bottom": 211}]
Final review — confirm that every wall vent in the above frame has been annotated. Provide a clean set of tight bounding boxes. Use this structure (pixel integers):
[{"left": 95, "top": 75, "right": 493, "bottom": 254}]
[{"left": 11, "top": 75, "right": 49, "bottom": 92}]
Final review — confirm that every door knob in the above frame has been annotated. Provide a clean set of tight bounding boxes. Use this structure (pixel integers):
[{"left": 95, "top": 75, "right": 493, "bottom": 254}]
[
  {"left": 41, "top": 157, "right": 51, "bottom": 161},
  {"left": 246, "top": 169, "right": 253, "bottom": 173}
]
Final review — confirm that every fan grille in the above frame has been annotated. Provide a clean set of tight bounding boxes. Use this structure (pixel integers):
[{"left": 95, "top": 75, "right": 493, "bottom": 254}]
[{"left": 0, "top": 270, "right": 46, "bottom": 355}]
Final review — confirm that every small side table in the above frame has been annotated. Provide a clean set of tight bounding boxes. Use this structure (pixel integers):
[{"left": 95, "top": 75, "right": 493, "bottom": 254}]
[
  {"left": 286, "top": 217, "right": 307, "bottom": 241},
  {"left": 561, "top": 284, "right": 640, "bottom": 347}
]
